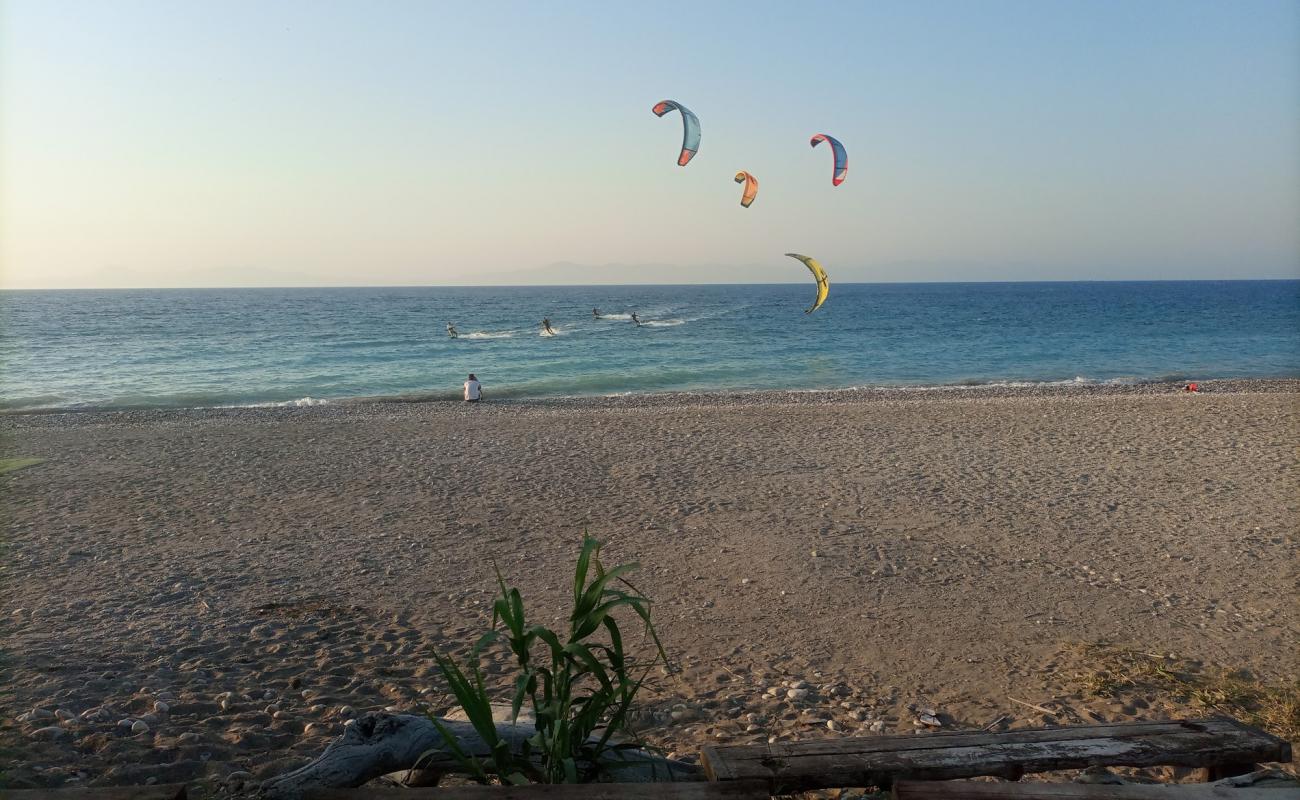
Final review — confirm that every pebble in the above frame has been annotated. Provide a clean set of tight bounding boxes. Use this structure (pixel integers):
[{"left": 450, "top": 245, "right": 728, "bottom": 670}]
[
  {"left": 225, "top": 771, "right": 253, "bottom": 787},
  {"left": 177, "top": 732, "right": 201, "bottom": 744},
  {"left": 787, "top": 689, "right": 809, "bottom": 701},
  {"left": 139, "top": 714, "right": 159, "bottom": 725},
  {"left": 55, "top": 709, "right": 75, "bottom": 721},
  {"left": 265, "top": 704, "right": 280, "bottom": 714},
  {"left": 869, "top": 720, "right": 886, "bottom": 733},
  {"left": 131, "top": 720, "right": 150, "bottom": 735},
  {"left": 31, "top": 726, "right": 68, "bottom": 740},
  {"left": 153, "top": 701, "right": 169, "bottom": 714},
  {"left": 826, "top": 720, "right": 840, "bottom": 731},
  {"left": 337, "top": 705, "right": 355, "bottom": 717},
  {"left": 117, "top": 719, "right": 136, "bottom": 729},
  {"left": 30, "top": 708, "right": 55, "bottom": 721},
  {"left": 273, "top": 711, "right": 292, "bottom": 720}
]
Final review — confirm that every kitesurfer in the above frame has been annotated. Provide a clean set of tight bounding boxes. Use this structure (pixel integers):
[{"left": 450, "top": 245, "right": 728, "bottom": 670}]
[
  {"left": 542, "top": 318, "right": 556, "bottom": 336},
  {"left": 463, "top": 373, "right": 482, "bottom": 403},
  {"left": 631, "top": 313, "right": 642, "bottom": 327},
  {"left": 446, "top": 323, "right": 458, "bottom": 338},
  {"left": 592, "top": 308, "right": 602, "bottom": 319}
]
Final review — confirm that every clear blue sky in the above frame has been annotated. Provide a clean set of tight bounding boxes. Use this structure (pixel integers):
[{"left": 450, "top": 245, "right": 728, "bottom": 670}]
[{"left": 2, "top": 0, "right": 1297, "bottom": 287}]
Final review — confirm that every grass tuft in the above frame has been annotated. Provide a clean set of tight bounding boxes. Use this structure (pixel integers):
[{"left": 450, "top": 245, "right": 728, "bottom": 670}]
[
  {"left": 0, "top": 457, "right": 44, "bottom": 475},
  {"left": 1075, "top": 642, "right": 1299, "bottom": 742},
  {"left": 425, "top": 534, "right": 668, "bottom": 784}
]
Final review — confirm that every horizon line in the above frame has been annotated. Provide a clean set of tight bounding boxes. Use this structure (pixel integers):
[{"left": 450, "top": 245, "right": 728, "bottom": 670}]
[{"left": 3, "top": 277, "right": 1299, "bottom": 291}]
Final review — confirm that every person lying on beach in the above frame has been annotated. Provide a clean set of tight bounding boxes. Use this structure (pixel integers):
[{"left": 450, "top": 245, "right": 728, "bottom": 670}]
[
  {"left": 463, "top": 373, "right": 481, "bottom": 402},
  {"left": 631, "top": 313, "right": 642, "bottom": 327},
  {"left": 446, "top": 323, "right": 458, "bottom": 338}
]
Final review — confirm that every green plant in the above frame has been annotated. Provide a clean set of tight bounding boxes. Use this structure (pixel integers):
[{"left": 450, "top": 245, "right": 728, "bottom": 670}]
[{"left": 426, "top": 535, "right": 668, "bottom": 784}]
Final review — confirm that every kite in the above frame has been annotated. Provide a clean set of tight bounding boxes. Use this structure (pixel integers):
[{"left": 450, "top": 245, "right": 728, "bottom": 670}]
[
  {"left": 734, "top": 171, "right": 758, "bottom": 208},
  {"left": 809, "top": 133, "right": 847, "bottom": 186},
  {"left": 652, "top": 100, "right": 701, "bottom": 166},
  {"left": 785, "top": 253, "right": 830, "bottom": 313}
]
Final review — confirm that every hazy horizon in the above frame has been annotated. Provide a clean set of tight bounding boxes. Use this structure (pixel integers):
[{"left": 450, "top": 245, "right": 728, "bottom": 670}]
[{"left": 3, "top": 0, "right": 1298, "bottom": 290}]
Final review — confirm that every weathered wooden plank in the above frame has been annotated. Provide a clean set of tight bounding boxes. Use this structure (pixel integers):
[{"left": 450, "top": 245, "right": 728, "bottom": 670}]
[
  {"left": 4, "top": 787, "right": 187, "bottom": 800},
  {"left": 759, "top": 720, "right": 1240, "bottom": 759},
  {"left": 307, "top": 781, "right": 770, "bottom": 799},
  {"left": 701, "top": 717, "right": 1291, "bottom": 793},
  {"left": 893, "top": 779, "right": 1300, "bottom": 800}
]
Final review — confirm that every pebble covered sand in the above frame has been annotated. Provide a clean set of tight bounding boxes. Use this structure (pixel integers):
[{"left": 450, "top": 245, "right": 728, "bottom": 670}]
[{"left": 2, "top": 380, "right": 1297, "bottom": 793}]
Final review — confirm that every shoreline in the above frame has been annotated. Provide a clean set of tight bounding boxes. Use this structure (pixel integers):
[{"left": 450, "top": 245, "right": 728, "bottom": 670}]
[{"left": 4, "top": 376, "right": 1299, "bottom": 422}]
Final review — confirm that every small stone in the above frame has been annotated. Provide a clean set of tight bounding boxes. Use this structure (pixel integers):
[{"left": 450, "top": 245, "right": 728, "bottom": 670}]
[
  {"left": 220, "top": 699, "right": 234, "bottom": 712},
  {"left": 131, "top": 720, "right": 150, "bottom": 735},
  {"left": 826, "top": 720, "right": 840, "bottom": 731},
  {"left": 153, "top": 701, "right": 170, "bottom": 714},
  {"left": 263, "top": 690, "right": 278, "bottom": 700},
  {"left": 55, "top": 709, "right": 75, "bottom": 721},
  {"left": 273, "top": 710, "right": 291, "bottom": 720},
  {"left": 791, "top": 680, "right": 808, "bottom": 689},
  {"left": 917, "top": 712, "right": 942, "bottom": 727},
  {"left": 337, "top": 705, "right": 355, "bottom": 717},
  {"left": 30, "top": 708, "right": 55, "bottom": 721},
  {"left": 225, "top": 770, "right": 253, "bottom": 787},
  {"left": 177, "top": 732, "right": 201, "bottom": 744},
  {"left": 139, "top": 713, "right": 159, "bottom": 725},
  {"left": 117, "top": 719, "right": 136, "bottom": 729},
  {"left": 740, "top": 578, "right": 752, "bottom": 585},
  {"left": 32, "top": 726, "right": 68, "bottom": 740},
  {"left": 309, "top": 704, "right": 326, "bottom": 714},
  {"left": 869, "top": 720, "right": 886, "bottom": 733},
  {"left": 787, "top": 689, "right": 810, "bottom": 701},
  {"left": 265, "top": 704, "right": 280, "bottom": 714}
]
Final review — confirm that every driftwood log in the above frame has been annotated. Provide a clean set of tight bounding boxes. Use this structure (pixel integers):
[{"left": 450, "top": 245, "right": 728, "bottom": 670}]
[{"left": 260, "top": 713, "right": 701, "bottom": 800}]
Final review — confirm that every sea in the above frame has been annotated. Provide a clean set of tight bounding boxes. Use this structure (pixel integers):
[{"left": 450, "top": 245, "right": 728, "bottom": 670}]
[{"left": 1, "top": 281, "right": 1297, "bottom": 412}]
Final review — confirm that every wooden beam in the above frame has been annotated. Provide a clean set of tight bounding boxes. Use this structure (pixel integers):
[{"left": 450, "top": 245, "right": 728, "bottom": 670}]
[
  {"left": 307, "top": 781, "right": 771, "bottom": 799},
  {"left": 3, "top": 787, "right": 187, "bottom": 800},
  {"left": 701, "top": 717, "right": 1291, "bottom": 794},
  {"left": 893, "top": 779, "right": 1300, "bottom": 800}
]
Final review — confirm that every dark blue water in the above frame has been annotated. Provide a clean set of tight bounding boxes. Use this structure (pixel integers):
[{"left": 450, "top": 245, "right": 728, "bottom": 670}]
[{"left": 2, "top": 281, "right": 1296, "bottom": 411}]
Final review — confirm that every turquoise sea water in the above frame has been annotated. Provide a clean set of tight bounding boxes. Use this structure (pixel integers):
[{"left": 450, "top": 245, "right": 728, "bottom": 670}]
[{"left": 1, "top": 281, "right": 1297, "bottom": 411}]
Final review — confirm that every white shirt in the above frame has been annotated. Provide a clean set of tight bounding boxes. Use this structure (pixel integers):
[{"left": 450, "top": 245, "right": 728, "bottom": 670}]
[{"left": 463, "top": 379, "right": 481, "bottom": 401}]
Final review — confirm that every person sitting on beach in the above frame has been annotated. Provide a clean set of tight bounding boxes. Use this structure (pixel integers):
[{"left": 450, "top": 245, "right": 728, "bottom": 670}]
[
  {"left": 463, "top": 373, "right": 481, "bottom": 402},
  {"left": 446, "top": 322, "right": 458, "bottom": 338},
  {"left": 630, "top": 313, "right": 642, "bottom": 327}
]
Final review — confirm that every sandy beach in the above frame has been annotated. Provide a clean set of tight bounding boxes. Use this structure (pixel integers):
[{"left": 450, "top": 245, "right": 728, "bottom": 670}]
[{"left": 3, "top": 381, "right": 1297, "bottom": 791}]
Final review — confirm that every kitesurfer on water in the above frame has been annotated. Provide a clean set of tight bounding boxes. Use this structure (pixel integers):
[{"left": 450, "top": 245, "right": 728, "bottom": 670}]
[
  {"left": 631, "top": 313, "right": 642, "bottom": 327},
  {"left": 542, "top": 318, "right": 556, "bottom": 336},
  {"left": 592, "top": 308, "right": 602, "bottom": 319},
  {"left": 446, "top": 323, "right": 458, "bottom": 338}
]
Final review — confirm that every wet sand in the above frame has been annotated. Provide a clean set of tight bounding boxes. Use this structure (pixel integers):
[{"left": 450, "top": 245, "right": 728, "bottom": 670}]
[{"left": 2, "top": 381, "right": 1297, "bottom": 790}]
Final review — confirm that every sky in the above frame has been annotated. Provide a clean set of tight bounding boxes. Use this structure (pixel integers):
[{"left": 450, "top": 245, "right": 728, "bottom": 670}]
[{"left": 1, "top": 0, "right": 1298, "bottom": 289}]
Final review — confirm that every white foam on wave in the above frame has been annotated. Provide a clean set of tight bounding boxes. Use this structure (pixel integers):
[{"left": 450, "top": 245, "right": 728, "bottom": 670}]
[
  {"left": 231, "top": 396, "right": 330, "bottom": 408},
  {"left": 641, "top": 319, "right": 685, "bottom": 327},
  {"left": 462, "top": 331, "right": 514, "bottom": 339},
  {"left": 598, "top": 313, "right": 633, "bottom": 320}
]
